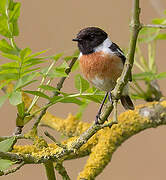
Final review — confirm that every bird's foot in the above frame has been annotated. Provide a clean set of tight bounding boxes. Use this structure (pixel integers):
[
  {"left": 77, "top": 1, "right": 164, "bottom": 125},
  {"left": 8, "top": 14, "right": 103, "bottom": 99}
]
[
  {"left": 95, "top": 113, "right": 102, "bottom": 124},
  {"left": 113, "top": 100, "right": 118, "bottom": 123}
]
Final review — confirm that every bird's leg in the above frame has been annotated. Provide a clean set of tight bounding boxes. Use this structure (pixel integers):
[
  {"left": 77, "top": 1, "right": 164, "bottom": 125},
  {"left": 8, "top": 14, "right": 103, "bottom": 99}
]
[
  {"left": 108, "top": 92, "right": 112, "bottom": 103},
  {"left": 95, "top": 92, "right": 108, "bottom": 124},
  {"left": 113, "top": 99, "right": 118, "bottom": 123}
]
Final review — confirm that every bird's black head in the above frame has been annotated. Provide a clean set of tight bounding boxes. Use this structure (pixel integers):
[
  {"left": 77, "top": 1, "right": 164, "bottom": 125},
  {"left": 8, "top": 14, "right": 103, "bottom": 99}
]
[{"left": 72, "top": 27, "right": 108, "bottom": 55}]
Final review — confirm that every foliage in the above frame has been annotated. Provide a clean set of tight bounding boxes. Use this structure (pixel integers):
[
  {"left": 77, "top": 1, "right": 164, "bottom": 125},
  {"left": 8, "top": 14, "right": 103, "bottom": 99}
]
[{"left": 131, "top": 12, "right": 166, "bottom": 101}]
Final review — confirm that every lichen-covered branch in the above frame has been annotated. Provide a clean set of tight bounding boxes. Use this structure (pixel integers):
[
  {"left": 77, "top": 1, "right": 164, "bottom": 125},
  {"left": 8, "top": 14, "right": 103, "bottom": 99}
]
[{"left": 6, "top": 99, "right": 166, "bottom": 179}]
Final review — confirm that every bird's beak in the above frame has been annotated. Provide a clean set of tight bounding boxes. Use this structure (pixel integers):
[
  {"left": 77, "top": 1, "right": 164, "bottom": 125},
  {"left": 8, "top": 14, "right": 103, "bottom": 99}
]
[{"left": 72, "top": 38, "right": 81, "bottom": 42}]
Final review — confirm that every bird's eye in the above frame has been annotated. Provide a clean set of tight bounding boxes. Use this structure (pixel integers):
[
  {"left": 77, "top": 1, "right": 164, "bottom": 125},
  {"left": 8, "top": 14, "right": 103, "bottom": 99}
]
[{"left": 90, "top": 35, "right": 94, "bottom": 38}]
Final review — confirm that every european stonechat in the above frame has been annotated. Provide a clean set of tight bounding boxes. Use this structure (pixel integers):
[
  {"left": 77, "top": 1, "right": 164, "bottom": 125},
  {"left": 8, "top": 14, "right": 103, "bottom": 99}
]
[{"left": 73, "top": 27, "right": 134, "bottom": 123}]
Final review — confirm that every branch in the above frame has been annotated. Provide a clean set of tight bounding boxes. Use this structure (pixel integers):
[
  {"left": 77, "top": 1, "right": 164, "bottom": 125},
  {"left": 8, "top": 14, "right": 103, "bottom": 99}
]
[
  {"left": 0, "top": 162, "right": 25, "bottom": 176},
  {"left": 44, "top": 131, "right": 66, "bottom": 149},
  {"left": 142, "top": 24, "right": 166, "bottom": 29},
  {"left": 55, "top": 163, "right": 71, "bottom": 180},
  {"left": 77, "top": 100, "right": 166, "bottom": 179},
  {"left": 44, "top": 161, "right": 56, "bottom": 180},
  {"left": 8, "top": 100, "right": 166, "bottom": 176}
]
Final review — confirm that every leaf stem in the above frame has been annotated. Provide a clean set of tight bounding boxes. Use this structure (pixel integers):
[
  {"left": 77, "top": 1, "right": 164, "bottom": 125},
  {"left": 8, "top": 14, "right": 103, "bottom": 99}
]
[{"left": 27, "top": 60, "right": 56, "bottom": 113}]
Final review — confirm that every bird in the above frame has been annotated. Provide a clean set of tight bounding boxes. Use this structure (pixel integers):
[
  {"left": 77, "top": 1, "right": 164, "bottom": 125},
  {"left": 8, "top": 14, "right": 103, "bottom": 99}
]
[{"left": 72, "top": 27, "right": 134, "bottom": 124}]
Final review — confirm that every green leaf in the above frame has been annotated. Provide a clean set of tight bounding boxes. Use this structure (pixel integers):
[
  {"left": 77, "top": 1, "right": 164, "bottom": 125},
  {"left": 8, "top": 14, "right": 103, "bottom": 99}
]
[
  {"left": 52, "top": 53, "right": 63, "bottom": 61},
  {"left": 0, "top": 15, "right": 12, "bottom": 38},
  {"left": 0, "top": 159, "right": 14, "bottom": 171},
  {"left": 133, "top": 72, "right": 155, "bottom": 81},
  {"left": 75, "top": 74, "right": 90, "bottom": 93},
  {"left": 9, "top": 2, "right": 21, "bottom": 22},
  {"left": 22, "top": 68, "right": 40, "bottom": 76},
  {"left": 20, "top": 48, "right": 32, "bottom": 60},
  {"left": 0, "top": 61, "right": 18, "bottom": 68},
  {"left": 59, "top": 97, "right": 83, "bottom": 105},
  {"left": 0, "top": 94, "right": 8, "bottom": 108},
  {"left": 0, "top": 137, "right": 16, "bottom": 152},
  {"left": 155, "top": 33, "right": 166, "bottom": 40},
  {"left": 1, "top": 52, "right": 20, "bottom": 61},
  {"left": 17, "top": 102, "right": 25, "bottom": 118},
  {"left": 138, "top": 27, "right": 160, "bottom": 43},
  {"left": 24, "top": 90, "right": 50, "bottom": 100},
  {"left": 0, "top": 39, "right": 17, "bottom": 54},
  {"left": 148, "top": 44, "right": 156, "bottom": 73},
  {"left": 23, "top": 60, "right": 45, "bottom": 68},
  {"left": 68, "top": 93, "right": 103, "bottom": 103},
  {"left": 131, "top": 94, "right": 145, "bottom": 100},
  {"left": 139, "top": 56, "right": 149, "bottom": 71},
  {"left": 52, "top": 96, "right": 83, "bottom": 105},
  {"left": 48, "top": 68, "right": 68, "bottom": 78},
  {"left": 9, "top": 91, "right": 22, "bottom": 105},
  {"left": 25, "top": 49, "right": 48, "bottom": 60},
  {"left": 0, "top": 73, "right": 18, "bottom": 80},
  {"left": 58, "top": 61, "right": 69, "bottom": 69},
  {"left": 139, "top": 27, "right": 158, "bottom": 35},
  {"left": 152, "top": 18, "right": 166, "bottom": 25},
  {"left": 11, "top": 20, "right": 19, "bottom": 36},
  {"left": 71, "top": 60, "right": 79, "bottom": 72},
  {"left": 0, "top": 80, "right": 10, "bottom": 90},
  {"left": 14, "top": 72, "right": 38, "bottom": 90},
  {"left": 155, "top": 72, "right": 166, "bottom": 79},
  {"left": 0, "top": 0, "right": 8, "bottom": 15},
  {"left": 39, "top": 85, "right": 56, "bottom": 91}
]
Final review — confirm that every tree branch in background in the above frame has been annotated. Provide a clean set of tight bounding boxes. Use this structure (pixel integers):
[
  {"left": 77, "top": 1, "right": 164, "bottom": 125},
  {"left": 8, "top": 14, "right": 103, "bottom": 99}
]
[{"left": 143, "top": 24, "right": 166, "bottom": 29}]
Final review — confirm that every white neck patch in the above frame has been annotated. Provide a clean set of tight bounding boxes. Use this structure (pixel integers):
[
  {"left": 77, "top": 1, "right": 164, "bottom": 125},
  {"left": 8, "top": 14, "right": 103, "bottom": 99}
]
[
  {"left": 94, "top": 38, "right": 112, "bottom": 54},
  {"left": 78, "top": 37, "right": 113, "bottom": 59}
]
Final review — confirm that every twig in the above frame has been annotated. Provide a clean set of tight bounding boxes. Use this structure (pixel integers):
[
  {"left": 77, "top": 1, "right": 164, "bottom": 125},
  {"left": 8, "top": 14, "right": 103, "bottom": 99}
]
[
  {"left": 0, "top": 162, "right": 25, "bottom": 176},
  {"left": 55, "top": 163, "right": 71, "bottom": 180},
  {"left": 142, "top": 24, "right": 166, "bottom": 29},
  {"left": 99, "top": 0, "right": 141, "bottom": 124},
  {"left": 32, "top": 57, "right": 77, "bottom": 132},
  {"left": 27, "top": 60, "right": 56, "bottom": 113},
  {"left": 1, "top": 100, "right": 166, "bottom": 166},
  {"left": 44, "top": 161, "right": 56, "bottom": 180},
  {"left": 44, "top": 131, "right": 66, "bottom": 149},
  {"left": 0, "top": 151, "right": 23, "bottom": 162}
]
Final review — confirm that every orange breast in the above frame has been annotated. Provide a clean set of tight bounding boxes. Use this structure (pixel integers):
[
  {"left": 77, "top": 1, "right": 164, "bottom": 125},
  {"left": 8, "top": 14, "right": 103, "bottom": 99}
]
[{"left": 80, "top": 51, "right": 123, "bottom": 82}]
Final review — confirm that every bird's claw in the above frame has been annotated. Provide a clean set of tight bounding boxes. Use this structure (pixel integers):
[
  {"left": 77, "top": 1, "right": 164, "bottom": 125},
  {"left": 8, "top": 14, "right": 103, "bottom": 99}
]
[{"left": 95, "top": 114, "right": 102, "bottom": 124}]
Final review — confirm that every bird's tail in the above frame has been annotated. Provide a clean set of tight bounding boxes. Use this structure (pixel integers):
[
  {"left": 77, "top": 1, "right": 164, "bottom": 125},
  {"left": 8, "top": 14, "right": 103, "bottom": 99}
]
[{"left": 120, "top": 95, "right": 134, "bottom": 110}]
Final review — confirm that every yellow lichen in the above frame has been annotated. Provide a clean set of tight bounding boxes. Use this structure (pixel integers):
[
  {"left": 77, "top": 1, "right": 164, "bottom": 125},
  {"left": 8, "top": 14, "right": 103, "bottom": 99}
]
[
  {"left": 77, "top": 107, "right": 151, "bottom": 180},
  {"left": 3, "top": 82, "right": 166, "bottom": 179},
  {"left": 160, "top": 100, "right": 166, "bottom": 108}
]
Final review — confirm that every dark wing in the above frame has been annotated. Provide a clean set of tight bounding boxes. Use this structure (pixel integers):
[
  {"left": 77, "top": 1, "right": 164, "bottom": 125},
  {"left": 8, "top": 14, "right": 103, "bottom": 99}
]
[
  {"left": 109, "top": 42, "right": 132, "bottom": 81},
  {"left": 109, "top": 42, "right": 126, "bottom": 64}
]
